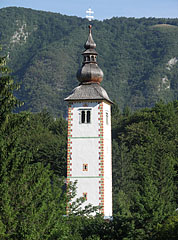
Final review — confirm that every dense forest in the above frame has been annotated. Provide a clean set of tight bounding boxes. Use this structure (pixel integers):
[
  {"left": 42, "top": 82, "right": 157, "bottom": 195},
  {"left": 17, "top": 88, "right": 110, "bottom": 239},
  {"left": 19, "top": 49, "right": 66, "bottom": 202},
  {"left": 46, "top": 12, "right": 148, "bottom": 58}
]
[
  {"left": 1, "top": 6, "right": 178, "bottom": 240},
  {"left": 0, "top": 7, "right": 178, "bottom": 116},
  {"left": 1, "top": 47, "right": 178, "bottom": 239}
]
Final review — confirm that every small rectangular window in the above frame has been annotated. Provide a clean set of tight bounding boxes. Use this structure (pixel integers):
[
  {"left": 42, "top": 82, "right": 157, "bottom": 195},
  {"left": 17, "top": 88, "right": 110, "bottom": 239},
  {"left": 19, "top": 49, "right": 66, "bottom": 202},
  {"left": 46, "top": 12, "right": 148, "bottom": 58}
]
[
  {"left": 83, "top": 164, "right": 88, "bottom": 171},
  {"left": 106, "top": 112, "right": 109, "bottom": 125},
  {"left": 79, "top": 109, "right": 91, "bottom": 124},
  {"left": 83, "top": 192, "right": 87, "bottom": 200}
]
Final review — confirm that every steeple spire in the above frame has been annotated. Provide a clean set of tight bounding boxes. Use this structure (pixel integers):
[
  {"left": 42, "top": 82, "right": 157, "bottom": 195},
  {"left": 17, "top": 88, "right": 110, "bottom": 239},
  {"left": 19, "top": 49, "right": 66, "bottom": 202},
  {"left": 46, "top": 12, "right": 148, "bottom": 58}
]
[
  {"left": 77, "top": 25, "right": 103, "bottom": 84},
  {"left": 84, "top": 25, "right": 96, "bottom": 49}
]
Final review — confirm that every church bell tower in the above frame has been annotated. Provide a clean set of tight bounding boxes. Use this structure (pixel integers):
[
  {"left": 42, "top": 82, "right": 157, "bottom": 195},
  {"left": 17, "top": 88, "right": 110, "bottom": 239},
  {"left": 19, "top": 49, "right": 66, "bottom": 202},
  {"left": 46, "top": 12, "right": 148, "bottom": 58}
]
[{"left": 65, "top": 25, "right": 112, "bottom": 218}]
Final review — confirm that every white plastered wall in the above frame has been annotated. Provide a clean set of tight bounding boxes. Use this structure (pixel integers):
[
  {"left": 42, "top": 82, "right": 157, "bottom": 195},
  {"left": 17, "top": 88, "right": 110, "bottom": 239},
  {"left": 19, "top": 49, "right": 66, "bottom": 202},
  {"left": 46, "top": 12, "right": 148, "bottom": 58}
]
[
  {"left": 103, "top": 102, "right": 112, "bottom": 217},
  {"left": 72, "top": 102, "right": 99, "bottom": 138},
  {"left": 68, "top": 100, "right": 112, "bottom": 217},
  {"left": 69, "top": 101, "right": 101, "bottom": 210}
]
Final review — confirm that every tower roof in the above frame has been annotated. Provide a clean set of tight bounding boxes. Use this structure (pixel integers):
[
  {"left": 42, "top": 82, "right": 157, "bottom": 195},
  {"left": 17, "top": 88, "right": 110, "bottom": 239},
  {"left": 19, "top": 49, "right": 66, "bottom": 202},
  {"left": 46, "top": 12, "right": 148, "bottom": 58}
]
[
  {"left": 64, "top": 82, "right": 113, "bottom": 104},
  {"left": 65, "top": 25, "right": 112, "bottom": 104},
  {"left": 77, "top": 25, "right": 103, "bottom": 84}
]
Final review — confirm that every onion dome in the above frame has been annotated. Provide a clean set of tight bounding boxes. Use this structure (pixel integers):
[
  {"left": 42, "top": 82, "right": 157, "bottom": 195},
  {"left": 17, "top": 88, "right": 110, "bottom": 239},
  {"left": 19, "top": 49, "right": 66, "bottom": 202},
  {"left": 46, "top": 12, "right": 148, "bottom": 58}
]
[{"left": 77, "top": 25, "right": 103, "bottom": 84}]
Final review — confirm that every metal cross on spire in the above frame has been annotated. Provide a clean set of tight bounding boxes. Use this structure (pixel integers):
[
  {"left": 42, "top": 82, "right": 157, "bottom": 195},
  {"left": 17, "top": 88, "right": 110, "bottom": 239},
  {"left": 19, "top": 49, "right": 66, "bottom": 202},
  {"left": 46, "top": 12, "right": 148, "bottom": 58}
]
[{"left": 86, "top": 8, "right": 94, "bottom": 21}]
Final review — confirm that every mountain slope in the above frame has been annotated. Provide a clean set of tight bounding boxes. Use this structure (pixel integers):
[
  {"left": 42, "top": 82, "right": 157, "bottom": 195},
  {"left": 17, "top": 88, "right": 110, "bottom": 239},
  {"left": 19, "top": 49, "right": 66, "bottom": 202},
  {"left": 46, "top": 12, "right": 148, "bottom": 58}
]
[{"left": 0, "top": 7, "right": 178, "bottom": 115}]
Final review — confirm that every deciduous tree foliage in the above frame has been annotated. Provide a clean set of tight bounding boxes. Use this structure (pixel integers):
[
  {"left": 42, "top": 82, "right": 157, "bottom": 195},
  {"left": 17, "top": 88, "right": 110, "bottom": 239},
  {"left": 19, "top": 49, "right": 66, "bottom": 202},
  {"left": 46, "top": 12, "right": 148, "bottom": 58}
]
[
  {"left": 0, "top": 49, "right": 20, "bottom": 127},
  {"left": 16, "top": 110, "right": 68, "bottom": 176},
  {"left": 112, "top": 101, "right": 178, "bottom": 239},
  {"left": 0, "top": 53, "right": 68, "bottom": 239}
]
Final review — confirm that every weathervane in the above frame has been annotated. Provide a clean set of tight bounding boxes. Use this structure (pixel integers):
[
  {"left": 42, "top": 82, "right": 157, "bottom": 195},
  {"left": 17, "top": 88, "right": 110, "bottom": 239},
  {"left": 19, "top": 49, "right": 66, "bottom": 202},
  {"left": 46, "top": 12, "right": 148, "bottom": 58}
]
[{"left": 86, "top": 8, "right": 94, "bottom": 21}]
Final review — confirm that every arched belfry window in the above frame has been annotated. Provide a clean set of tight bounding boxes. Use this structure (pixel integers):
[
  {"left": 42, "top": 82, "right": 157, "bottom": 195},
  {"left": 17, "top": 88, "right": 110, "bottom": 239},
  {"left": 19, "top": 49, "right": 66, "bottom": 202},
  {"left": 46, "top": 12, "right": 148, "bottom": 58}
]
[{"left": 79, "top": 109, "right": 91, "bottom": 124}]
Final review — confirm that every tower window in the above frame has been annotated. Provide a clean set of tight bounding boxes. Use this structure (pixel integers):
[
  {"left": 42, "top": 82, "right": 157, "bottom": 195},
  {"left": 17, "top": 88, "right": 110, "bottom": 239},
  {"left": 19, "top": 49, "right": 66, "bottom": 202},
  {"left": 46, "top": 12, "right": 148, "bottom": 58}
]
[
  {"left": 83, "top": 164, "right": 88, "bottom": 171},
  {"left": 106, "top": 112, "right": 109, "bottom": 125},
  {"left": 81, "top": 110, "right": 85, "bottom": 123},
  {"left": 87, "top": 110, "right": 91, "bottom": 123},
  {"left": 83, "top": 192, "right": 87, "bottom": 200},
  {"left": 79, "top": 109, "right": 91, "bottom": 124}
]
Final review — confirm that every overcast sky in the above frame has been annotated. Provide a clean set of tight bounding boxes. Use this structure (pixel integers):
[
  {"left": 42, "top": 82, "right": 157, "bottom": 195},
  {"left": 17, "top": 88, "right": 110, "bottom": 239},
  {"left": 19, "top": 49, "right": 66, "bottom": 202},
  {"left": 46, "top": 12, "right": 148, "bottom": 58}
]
[{"left": 0, "top": 0, "right": 178, "bottom": 20}]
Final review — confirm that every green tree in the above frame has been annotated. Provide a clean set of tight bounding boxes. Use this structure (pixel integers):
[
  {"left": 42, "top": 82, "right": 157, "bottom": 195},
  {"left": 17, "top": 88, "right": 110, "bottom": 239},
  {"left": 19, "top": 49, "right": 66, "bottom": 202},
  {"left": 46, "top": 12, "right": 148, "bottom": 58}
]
[
  {"left": 154, "top": 213, "right": 178, "bottom": 240},
  {"left": 112, "top": 101, "right": 178, "bottom": 239},
  {"left": 15, "top": 110, "right": 67, "bottom": 176},
  {"left": 0, "top": 140, "right": 68, "bottom": 239},
  {"left": 0, "top": 50, "right": 20, "bottom": 127},
  {"left": 0, "top": 54, "right": 68, "bottom": 239}
]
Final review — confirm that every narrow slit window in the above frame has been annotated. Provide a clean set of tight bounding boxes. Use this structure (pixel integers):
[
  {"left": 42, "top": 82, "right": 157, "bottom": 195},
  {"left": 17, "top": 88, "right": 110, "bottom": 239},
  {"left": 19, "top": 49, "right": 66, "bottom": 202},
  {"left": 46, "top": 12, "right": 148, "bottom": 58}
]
[
  {"left": 106, "top": 112, "right": 109, "bottom": 125},
  {"left": 87, "top": 111, "right": 91, "bottom": 123},
  {"left": 83, "top": 164, "right": 88, "bottom": 171},
  {"left": 83, "top": 192, "right": 87, "bottom": 200},
  {"left": 81, "top": 110, "right": 85, "bottom": 123}
]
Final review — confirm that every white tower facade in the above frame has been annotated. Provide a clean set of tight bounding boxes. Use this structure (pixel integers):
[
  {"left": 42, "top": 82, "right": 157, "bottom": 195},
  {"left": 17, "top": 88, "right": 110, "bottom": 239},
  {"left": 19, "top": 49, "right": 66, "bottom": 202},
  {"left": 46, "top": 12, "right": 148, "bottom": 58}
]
[{"left": 65, "top": 26, "right": 112, "bottom": 217}]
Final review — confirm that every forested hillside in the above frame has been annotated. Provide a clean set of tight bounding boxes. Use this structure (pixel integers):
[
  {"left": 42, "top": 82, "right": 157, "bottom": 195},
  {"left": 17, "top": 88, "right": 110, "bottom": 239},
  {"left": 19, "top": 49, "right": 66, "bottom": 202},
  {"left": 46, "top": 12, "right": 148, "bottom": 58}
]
[
  {"left": 1, "top": 48, "right": 178, "bottom": 238},
  {"left": 0, "top": 7, "right": 178, "bottom": 116}
]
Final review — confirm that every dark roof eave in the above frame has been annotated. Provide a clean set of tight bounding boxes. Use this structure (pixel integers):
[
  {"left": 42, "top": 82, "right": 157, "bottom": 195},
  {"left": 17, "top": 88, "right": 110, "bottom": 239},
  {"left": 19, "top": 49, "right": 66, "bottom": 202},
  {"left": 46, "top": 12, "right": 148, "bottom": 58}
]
[{"left": 64, "top": 97, "right": 113, "bottom": 104}]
